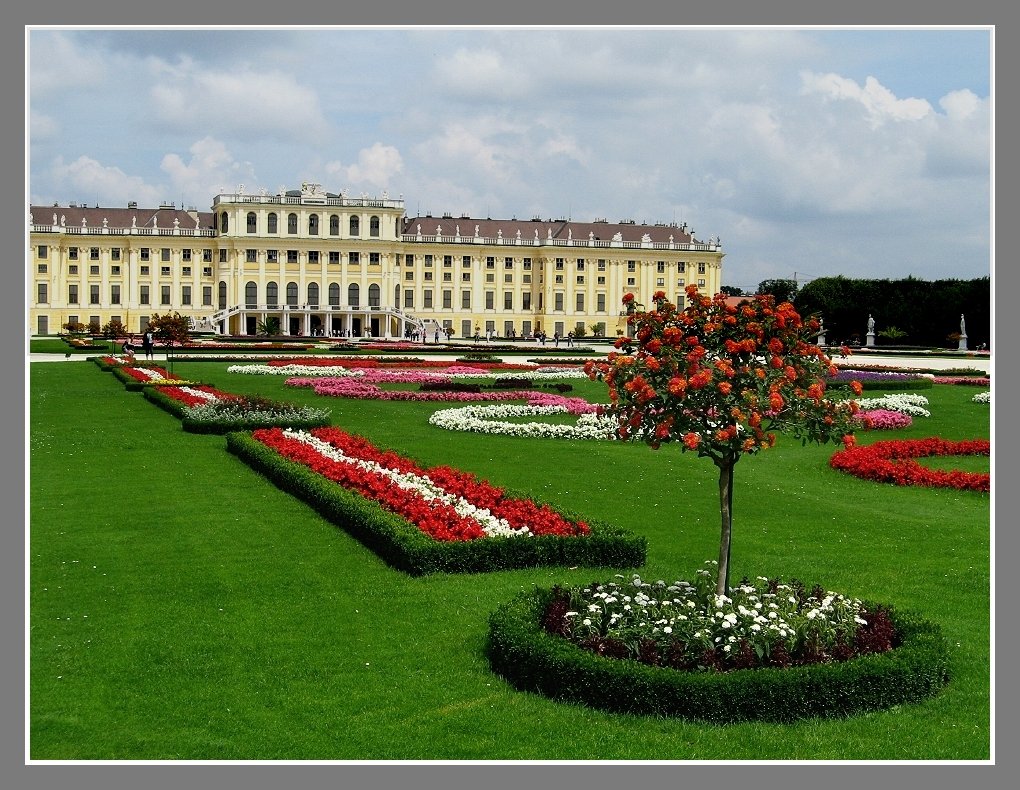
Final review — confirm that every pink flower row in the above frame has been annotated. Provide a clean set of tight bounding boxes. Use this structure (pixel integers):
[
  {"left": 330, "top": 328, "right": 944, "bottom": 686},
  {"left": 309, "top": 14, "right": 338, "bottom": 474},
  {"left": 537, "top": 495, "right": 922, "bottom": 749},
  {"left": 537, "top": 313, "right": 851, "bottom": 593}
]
[{"left": 854, "top": 409, "right": 914, "bottom": 430}]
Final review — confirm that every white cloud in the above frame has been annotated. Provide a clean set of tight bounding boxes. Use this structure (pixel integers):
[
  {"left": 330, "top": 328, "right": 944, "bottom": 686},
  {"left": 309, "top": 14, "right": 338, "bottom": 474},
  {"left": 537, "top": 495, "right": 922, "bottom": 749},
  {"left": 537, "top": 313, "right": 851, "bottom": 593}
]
[
  {"left": 150, "top": 65, "right": 330, "bottom": 142},
  {"left": 160, "top": 137, "right": 258, "bottom": 202},
  {"left": 30, "top": 110, "right": 58, "bottom": 141},
  {"left": 434, "top": 48, "right": 532, "bottom": 99},
  {"left": 46, "top": 155, "right": 163, "bottom": 207},
  {"left": 800, "top": 72, "right": 932, "bottom": 127},
  {"left": 939, "top": 88, "right": 981, "bottom": 120},
  {"left": 29, "top": 31, "right": 108, "bottom": 94},
  {"left": 324, "top": 143, "right": 404, "bottom": 189}
]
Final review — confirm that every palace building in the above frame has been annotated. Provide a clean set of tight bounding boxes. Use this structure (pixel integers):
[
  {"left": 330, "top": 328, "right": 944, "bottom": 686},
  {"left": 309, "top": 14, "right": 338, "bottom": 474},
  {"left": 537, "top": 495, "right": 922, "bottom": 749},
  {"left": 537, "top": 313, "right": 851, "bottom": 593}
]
[{"left": 28, "top": 182, "right": 724, "bottom": 340}]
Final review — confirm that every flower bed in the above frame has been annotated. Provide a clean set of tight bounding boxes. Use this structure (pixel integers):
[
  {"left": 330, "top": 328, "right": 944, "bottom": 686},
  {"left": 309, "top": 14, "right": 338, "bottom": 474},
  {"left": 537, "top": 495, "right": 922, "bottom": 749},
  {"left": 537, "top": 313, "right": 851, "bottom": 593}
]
[
  {"left": 853, "top": 409, "right": 914, "bottom": 430},
  {"left": 852, "top": 393, "right": 931, "bottom": 417},
  {"left": 487, "top": 579, "right": 950, "bottom": 722},
  {"left": 829, "top": 438, "right": 990, "bottom": 491},
  {"left": 972, "top": 391, "right": 990, "bottom": 404},
  {"left": 428, "top": 403, "right": 618, "bottom": 440},
  {"left": 226, "top": 428, "right": 646, "bottom": 574},
  {"left": 828, "top": 369, "right": 934, "bottom": 391},
  {"left": 934, "top": 377, "right": 991, "bottom": 386}
]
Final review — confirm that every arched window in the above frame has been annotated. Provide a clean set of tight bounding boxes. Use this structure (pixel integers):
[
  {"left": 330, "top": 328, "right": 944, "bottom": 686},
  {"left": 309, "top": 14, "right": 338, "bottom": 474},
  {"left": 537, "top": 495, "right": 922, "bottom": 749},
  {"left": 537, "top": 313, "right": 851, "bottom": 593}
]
[
  {"left": 246, "top": 212, "right": 257, "bottom": 233},
  {"left": 368, "top": 284, "right": 381, "bottom": 307},
  {"left": 308, "top": 214, "right": 319, "bottom": 235},
  {"left": 286, "top": 281, "right": 299, "bottom": 306},
  {"left": 220, "top": 212, "right": 229, "bottom": 233},
  {"left": 245, "top": 281, "right": 257, "bottom": 308},
  {"left": 329, "top": 215, "right": 340, "bottom": 236},
  {"left": 328, "top": 282, "right": 340, "bottom": 306},
  {"left": 287, "top": 213, "right": 298, "bottom": 234},
  {"left": 349, "top": 216, "right": 360, "bottom": 236},
  {"left": 218, "top": 281, "right": 227, "bottom": 309},
  {"left": 348, "top": 283, "right": 360, "bottom": 308},
  {"left": 394, "top": 284, "right": 400, "bottom": 306},
  {"left": 266, "top": 281, "right": 279, "bottom": 308},
  {"left": 370, "top": 216, "right": 380, "bottom": 237},
  {"left": 307, "top": 283, "right": 319, "bottom": 307},
  {"left": 267, "top": 213, "right": 278, "bottom": 234}
]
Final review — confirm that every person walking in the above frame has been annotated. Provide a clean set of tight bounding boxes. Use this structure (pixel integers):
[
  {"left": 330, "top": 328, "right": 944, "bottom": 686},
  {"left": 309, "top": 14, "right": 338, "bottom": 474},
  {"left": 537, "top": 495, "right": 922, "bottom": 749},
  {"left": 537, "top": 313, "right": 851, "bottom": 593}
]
[{"left": 142, "top": 327, "right": 155, "bottom": 360}]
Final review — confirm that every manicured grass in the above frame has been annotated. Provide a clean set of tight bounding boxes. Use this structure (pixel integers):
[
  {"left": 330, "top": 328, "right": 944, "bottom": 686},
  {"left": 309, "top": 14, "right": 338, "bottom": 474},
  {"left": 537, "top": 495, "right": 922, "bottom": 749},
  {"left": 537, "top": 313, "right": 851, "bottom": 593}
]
[{"left": 29, "top": 360, "right": 990, "bottom": 760}]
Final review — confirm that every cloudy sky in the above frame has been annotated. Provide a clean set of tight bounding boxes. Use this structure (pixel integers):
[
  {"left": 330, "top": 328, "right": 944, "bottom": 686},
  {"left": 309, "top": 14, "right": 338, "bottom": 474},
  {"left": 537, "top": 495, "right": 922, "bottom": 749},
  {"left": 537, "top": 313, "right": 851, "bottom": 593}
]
[{"left": 27, "top": 27, "right": 991, "bottom": 292}]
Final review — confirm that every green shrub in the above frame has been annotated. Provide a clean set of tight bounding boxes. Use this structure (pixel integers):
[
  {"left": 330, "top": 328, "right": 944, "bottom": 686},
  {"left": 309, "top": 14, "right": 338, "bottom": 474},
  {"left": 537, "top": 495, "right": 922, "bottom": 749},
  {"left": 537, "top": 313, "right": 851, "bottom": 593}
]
[
  {"left": 487, "top": 586, "right": 951, "bottom": 723},
  {"left": 225, "top": 431, "right": 647, "bottom": 575}
]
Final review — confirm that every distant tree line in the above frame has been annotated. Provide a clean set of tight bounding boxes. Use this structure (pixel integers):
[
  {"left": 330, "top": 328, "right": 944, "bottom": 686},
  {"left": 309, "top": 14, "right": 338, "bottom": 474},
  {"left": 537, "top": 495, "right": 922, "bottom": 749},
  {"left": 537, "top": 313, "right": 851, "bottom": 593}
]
[{"left": 791, "top": 275, "right": 990, "bottom": 349}]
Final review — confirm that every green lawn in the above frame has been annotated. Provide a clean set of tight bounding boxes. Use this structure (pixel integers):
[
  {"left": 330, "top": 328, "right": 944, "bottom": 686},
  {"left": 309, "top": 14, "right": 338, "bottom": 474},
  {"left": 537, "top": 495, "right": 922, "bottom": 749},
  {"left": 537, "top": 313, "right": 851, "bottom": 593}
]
[{"left": 28, "top": 360, "right": 991, "bottom": 760}]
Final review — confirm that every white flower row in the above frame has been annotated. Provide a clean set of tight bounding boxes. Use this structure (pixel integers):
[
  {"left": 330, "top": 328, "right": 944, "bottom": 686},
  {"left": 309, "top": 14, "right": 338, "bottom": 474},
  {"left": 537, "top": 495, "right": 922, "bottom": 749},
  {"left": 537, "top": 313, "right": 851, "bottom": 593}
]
[
  {"left": 854, "top": 393, "right": 932, "bottom": 417},
  {"left": 972, "top": 391, "right": 991, "bottom": 403},
  {"left": 280, "top": 429, "right": 529, "bottom": 538},
  {"left": 227, "top": 364, "right": 365, "bottom": 377},
  {"left": 428, "top": 404, "right": 619, "bottom": 440}
]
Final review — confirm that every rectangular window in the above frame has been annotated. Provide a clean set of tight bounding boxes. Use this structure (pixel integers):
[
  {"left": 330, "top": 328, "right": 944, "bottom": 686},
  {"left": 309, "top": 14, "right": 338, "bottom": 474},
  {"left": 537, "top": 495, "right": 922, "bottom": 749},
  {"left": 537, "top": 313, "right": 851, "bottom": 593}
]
[
  {"left": 68, "top": 285, "right": 78, "bottom": 304},
  {"left": 287, "top": 250, "right": 298, "bottom": 263},
  {"left": 405, "top": 254, "right": 414, "bottom": 265},
  {"left": 111, "top": 284, "right": 121, "bottom": 305},
  {"left": 202, "top": 285, "right": 212, "bottom": 306},
  {"left": 90, "top": 265, "right": 101, "bottom": 275},
  {"left": 657, "top": 278, "right": 665, "bottom": 287},
  {"left": 425, "top": 254, "right": 433, "bottom": 267},
  {"left": 112, "top": 265, "right": 121, "bottom": 275},
  {"left": 443, "top": 272, "right": 452, "bottom": 282},
  {"left": 308, "top": 251, "right": 320, "bottom": 264},
  {"left": 442, "top": 290, "right": 453, "bottom": 310},
  {"left": 89, "top": 284, "right": 100, "bottom": 304},
  {"left": 203, "top": 267, "right": 213, "bottom": 277},
  {"left": 698, "top": 278, "right": 706, "bottom": 287},
  {"left": 37, "top": 245, "right": 48, "bottom": 258},
  {"left": 461, "top": 290, "right": 471, "bottom": 309},
  {"left": 466, "top": 256, "right": 474, "bottom": 268},
  {"left": 485, "top": 257, "right": 495, "bottom": 269},
  {"left": 576, "top": 293, "right": 584, "bottom": 311},
  {"left": 576, "top": 275, "right": 584, "bottom": 284},
  {"left": 405, "top": 271, "right": 414, "bottom": 281},
  {"left": 182, "top": 249, "right": 192, "bottom": 262},
  {"left": 140, "top": 285, "right": 149, "bottom": 305},
  {"left": 504, "top": 273, "right": 513, "bottom": 283},
  {"left": 597, "top": 293, "right": 606, "bottom": 312},
  {"left": 657, "top": 261, "right": 665, "bottom": 273},
  {"left": 677, "top": 278, "right": 685, "bottom": 287},
  {"left": 329, "top": 251, "right": 340, "bottom": 264},
  {"left": 424, "top": 271, "right": 433, "bottom": 281},
  {"left": 161, "top": 285, "right": 171, "bottom": 305},
  {"left": 462, "top": 320, "right": 473, "bottom": 339},
  {"left": 161, "top": 266, "right": 171, "bottom": 276},
  {"left": 404, "top": 289, "right": 414, "bottom": 309},
  {"left": 90, "top": 247, "right": 100, "bottom": 260},
  {"left": 522, "top": 293, "right": 531, "bottom": 310},
  {"left": 348, "top": 252, "right": 360, "bottom": 264},
  {"left": 182, "top": 266, "right": 191, "bottom": 276},
  {"left": 37, "top": 283, "right": 48, "bottom": 303},
  {"left": 485, "top": 291, "right": 494, "bottom": 310},
  {"left": 555, "top": 258, "right": 564, "bottom": 270},
  {"left": 203, "top": 249, "right": 212, "bottom": 262},
  {"left": 554, "top": 293, "right": 564, "bottom": 311},
  {"left": 69, "top": 247, "right": 79, "bottom": 260},
  {"left": 627, "top": 277, "right": 636, "bottom": 286},
  {"left": 161, "top": 248, "right": 171, "bottom": 262},
  {"left": 111, "top": 248, "right": 121, "bottom": 261},
  {"left": 598, "top": 259, "right": 606, "bottom": 271},
  {"left": 37, "top": 264, "right": 47, "bottom": 274},
  {"left": 369, "top": 253, "right": 380, "bottom": 265},
  {"left": 504, "top": 257, "right": 513, "bottom": 269},
  {"left": 462, "top": 272, "right": 471, "bottom": 282},
  {"left": 444, "top": 256, "right": 453, "bottom": 268},
  {"left": 182, "top": 286, "right": 192, "bottom": 306},
  {"left": 68, "top": 264, "right": 78, "bottom": 275},
  {"left": 485, "top": 273, "right": 494, "bottom": 283},
  {"left": 698, "top": 262, "right": 706, "bottom": 274},
  {"left": 576, "top": 259, "right": 585, "bottom": 271},
  {"left": 219, "top": 249, "right": 227, "bottom": 263},
  {"left": 523, "top": 274, "right": 531, "bottom": 284},
  {"left": 597, "top": 276, "right": 605, "bottom": 285},
  {"left": 503, "top": 292, "right": 513, "bottom": 310},
  {"left": 423, "top": 289, "right": 433, "bottom": 309},
  {"left": 67, "top": 315, "right": 78, "bottom": 328},
  {"left": 246, "top": 249, "right": 258, "bottom": 262},
  {"left": 627, "top": 261, "right": 636, "bottom": 272},
  {"left": 267, "top": 249, "right": 278, "bottom": 263},
  {"left": 555, "top": 275, "right": 564, "bottom": 284},
  {"left": 523, "top": 258, "right": 532, "bottom": 270}
]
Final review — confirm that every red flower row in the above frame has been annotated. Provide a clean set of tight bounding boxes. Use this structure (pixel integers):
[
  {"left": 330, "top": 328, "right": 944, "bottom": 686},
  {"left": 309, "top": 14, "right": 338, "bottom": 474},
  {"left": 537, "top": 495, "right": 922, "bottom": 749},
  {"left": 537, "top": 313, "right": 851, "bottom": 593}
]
[
  {"left": 829, "top": 437, "right": 990, "bottom": 492},
  {"left": 252, "top": 427, "right": 591, "bottom": 542},
  {"left": 155, "top": 384, "right": 238, "bottom": 408}
]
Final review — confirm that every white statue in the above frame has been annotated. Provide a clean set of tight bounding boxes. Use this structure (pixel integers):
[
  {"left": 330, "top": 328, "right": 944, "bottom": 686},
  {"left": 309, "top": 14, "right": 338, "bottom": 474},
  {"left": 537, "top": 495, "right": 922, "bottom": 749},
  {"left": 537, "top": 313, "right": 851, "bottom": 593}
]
[
  {"left": 960, "top": 314, "right": 966, "bottom": 335},
  {"left": 612, "top": 231, "right": 623, "bottom": 242},
  {"left": 867, "top": 315, "right": 875, "bottom": 333},
  {"left": 474, "top": 224, "right": 480, "bottom": 237}
]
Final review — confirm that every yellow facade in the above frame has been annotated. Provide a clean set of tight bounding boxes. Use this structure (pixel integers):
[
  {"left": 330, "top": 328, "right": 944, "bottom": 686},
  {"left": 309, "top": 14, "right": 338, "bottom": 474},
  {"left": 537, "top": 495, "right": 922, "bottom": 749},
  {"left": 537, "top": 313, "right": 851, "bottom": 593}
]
[{"left": 29, "top": 183, "right": 724, "bottom": 339}]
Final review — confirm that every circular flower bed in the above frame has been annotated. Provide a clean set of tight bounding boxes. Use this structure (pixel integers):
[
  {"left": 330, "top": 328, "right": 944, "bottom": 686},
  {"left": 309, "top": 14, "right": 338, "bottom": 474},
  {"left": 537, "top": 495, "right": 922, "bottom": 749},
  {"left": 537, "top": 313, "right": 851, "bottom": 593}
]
[
  {"left": 829, "top": 438, "right": 989, "bottom": 492},
  {"left": 487, "top": 575, "right": 950, "bottom": 723},
  {"left": 428, "top": 403, "right": 618, "bottom": 440}
]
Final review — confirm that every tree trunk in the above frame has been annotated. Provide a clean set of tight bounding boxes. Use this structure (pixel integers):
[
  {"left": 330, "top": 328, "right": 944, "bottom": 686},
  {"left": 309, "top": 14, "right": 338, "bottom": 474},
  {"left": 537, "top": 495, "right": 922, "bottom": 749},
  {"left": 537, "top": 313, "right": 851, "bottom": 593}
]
[{"left": 716, "top": 458, "right": 735, "bottom": 596}]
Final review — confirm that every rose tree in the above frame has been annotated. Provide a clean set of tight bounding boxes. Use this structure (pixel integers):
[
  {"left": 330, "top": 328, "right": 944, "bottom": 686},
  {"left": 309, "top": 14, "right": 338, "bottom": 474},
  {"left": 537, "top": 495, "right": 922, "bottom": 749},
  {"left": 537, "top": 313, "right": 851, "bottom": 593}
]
[{"left": 586, "top": 286, "right": 862, "bottom": 594}]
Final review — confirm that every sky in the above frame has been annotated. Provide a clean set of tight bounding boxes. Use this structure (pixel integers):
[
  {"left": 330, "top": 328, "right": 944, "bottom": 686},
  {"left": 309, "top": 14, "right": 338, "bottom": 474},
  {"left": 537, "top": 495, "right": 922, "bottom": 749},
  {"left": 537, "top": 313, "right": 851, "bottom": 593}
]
[{"left": 27, "top": 27, "right": 992, "bottom": 293}]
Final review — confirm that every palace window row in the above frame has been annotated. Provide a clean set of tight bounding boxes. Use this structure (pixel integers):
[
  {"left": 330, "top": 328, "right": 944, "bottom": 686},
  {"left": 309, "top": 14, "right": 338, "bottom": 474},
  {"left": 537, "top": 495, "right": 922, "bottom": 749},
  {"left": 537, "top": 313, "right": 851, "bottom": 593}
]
[{"left": 236, "top": 212, "right": 384, "bottom": 238}]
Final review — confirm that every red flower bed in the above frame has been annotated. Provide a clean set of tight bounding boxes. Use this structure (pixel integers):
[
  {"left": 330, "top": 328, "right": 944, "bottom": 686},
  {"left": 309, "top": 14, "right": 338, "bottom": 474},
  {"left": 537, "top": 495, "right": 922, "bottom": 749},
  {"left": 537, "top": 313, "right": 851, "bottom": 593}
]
[
  {"left": 155, "top": 384, "right": 239, "bottom": 408},
  {"left": 252, "top": 426, "right": 590, "bottom": 542},
  {"left": 829, "top": 437, "right": 990, "bottom": 492}
]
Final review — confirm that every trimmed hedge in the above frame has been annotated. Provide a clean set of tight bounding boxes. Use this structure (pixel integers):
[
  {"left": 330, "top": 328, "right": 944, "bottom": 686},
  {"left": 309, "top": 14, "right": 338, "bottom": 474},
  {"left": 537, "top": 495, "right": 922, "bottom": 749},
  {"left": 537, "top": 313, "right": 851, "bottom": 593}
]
[
  {"left": 487, "top": 586, "right": 951, "bottom": 723},
  {"left": 224, "top": 431, "right": 647, "bottom": 576},
  {"left": 830, "top": 378, "right": 934, "bottom": 392},
  {"left": 139, "top": 388, "right": 330, "bottom": 434}
]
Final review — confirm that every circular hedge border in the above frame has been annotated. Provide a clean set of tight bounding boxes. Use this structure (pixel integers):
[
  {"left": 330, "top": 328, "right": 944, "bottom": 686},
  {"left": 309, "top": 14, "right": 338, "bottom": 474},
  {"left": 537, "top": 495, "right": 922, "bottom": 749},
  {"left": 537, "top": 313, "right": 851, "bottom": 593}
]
[{"left": 487, "top": 586, "right": 951, "bottom": 724}]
